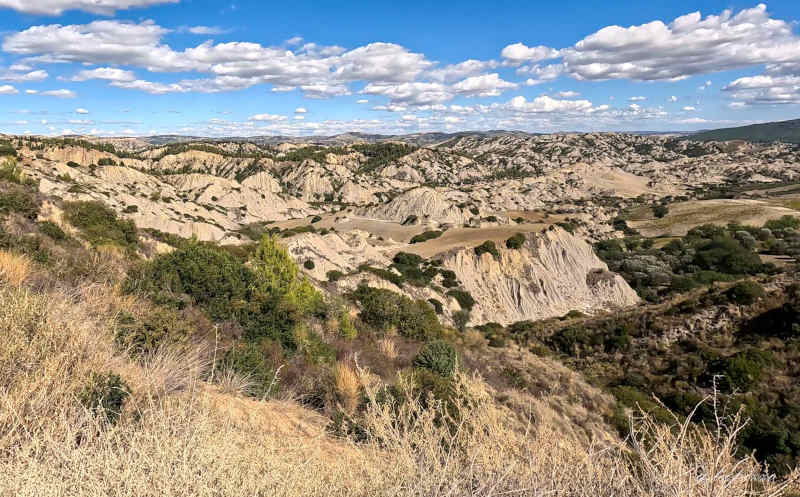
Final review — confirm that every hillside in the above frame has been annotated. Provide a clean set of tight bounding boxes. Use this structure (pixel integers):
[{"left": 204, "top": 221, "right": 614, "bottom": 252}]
[{"left": 689, "top": 119, "right": 800, "bottom": 144}]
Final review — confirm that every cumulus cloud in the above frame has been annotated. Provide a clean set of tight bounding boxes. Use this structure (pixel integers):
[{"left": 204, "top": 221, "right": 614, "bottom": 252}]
[
  {"left": 500, "top": 43, "right": 559, "bottom": 64},
  {"left": 248, "top": 113, "right": 287, "bottom": 121},
  {"left": 520, "top": 64, "right": 564, "bottom": 85},
  {"left": 682, "top": 106, "right": 696, "bottom": 111},
  {"left": 362, "top": 81, "right": 451, "bottom": 105},
  {"left": 0, "top": 0, "right": 179, "bottom": 15},
  {"left": 507, "top": 95, "right": 594, "bottom": 113},
  {"left": 72, "top": 67, "right": 137, "bottom": 82},
  {"left": 25, "top": 89, "right": 38, "bottom": 94},
  {"left": 428, "top": 59, "right": 497, "bottom": 82},
  {"left": 356, "top": 99, "right": 368, "bottom": 104},
  {"left": 723, "top": 74, "right": 800, "bottom": 105},
  {"left": 41, "top": 89, "right": 77, "bottom": 98},
  {"left": 629, "top": 96, "right": 646, "bottom": 101},
  {"left": 669, "top": 95, "right": 678, "bottom": 102},
  {"left": 0, "top": 69, "right": 48, "bottom": 82},
  {"left": 561, "top": 4, "right": 800, "bottom": 81},
  {"left": 0, "top": 85, "right": 18, "bottom": 95},
  {"left": 451, "top": 73, "right": 518, "bottom": 97},
  {"left": 75, "top": 108, "right": 89, "bottom": 114},
  {"left": 294, "top": 107, "right": 307, "bottom": 113},
  {"left": 557, "top": 91, "right": 579, "bottom": 98},
  {"left": 186, "top": 26, "right": 226, "bottom": 35}
]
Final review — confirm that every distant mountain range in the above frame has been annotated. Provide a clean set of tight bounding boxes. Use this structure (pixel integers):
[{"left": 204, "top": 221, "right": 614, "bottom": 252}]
[{"left": 687, "top": 119, "right": 800, "bottom": 144}]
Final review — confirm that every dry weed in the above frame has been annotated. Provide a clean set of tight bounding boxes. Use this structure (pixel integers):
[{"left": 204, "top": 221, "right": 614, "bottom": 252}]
[{"left": 0, "top": 250, "right": 31, "bottom": 286}]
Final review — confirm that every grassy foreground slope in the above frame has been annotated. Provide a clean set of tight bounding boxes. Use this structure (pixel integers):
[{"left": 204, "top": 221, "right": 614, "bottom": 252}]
[
  {"left": 0, "top": 159, "right": 797, "bottom": 495},
  {"left": 689, "top": 118, "right": 800, "bottom": 144}
]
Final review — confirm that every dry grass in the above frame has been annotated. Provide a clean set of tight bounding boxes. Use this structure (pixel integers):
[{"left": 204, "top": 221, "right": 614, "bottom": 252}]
[
  {"left": 0, "top": 250, "right": 31, "bottom": 286},
  {"left": 0, "top": 283, "right": 796, "bottom": 496},
  {"left": 376, "top": 337, "right": 397, "bottom": 360},
  {"left": 334, "top": 361, "right": 361, "bottom": 413}
]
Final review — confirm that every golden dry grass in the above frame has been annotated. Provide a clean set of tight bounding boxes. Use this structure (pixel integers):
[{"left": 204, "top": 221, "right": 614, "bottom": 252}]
[
  {"left": 0, "top": 249, "right": 31, "bottom": 286},
  {"left": 0, "top": 283, "right": 796, "bottom": 496},
  {"left": 334, "top": 361, "right": 361, "bottom": 413},
  {"left": 376, "top": 337, "right": 397, "bottom": 360}
]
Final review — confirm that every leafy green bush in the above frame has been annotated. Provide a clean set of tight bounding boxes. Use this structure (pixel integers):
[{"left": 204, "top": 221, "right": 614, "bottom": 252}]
[
  {"left": 67, "top": 161, "right": 80, "bottom": 168},
  {"left": 725, "top": 281, "right": 766, "bottom": 305},
  {"left": 446, "top": 289, "right": 475, "bottom": 311},
  {"left": 0, "top": 141, "right": 17, "bottom": 158},
  {"left": 764, "top": 215, "right": 800, "bottom": 231},
  {"left": 310, "top": 215, "right": 322, "bottom": 223},
  {"left": 222, "top": 339, "right": 282, "bottom": 398},
  {"left": 304, "top": 259, "right": 315, "bottom": 270},
  {"left": 410, "top": 230, "right": 443, "bottom": 244},
  {"left": 115, "top": 307, "right": 195, "bottom": 356},
  {"left": 474, "top": 240, "right": 500, "bottom": 259},
  {"left": 338, "top": 309, "right": 358, "bottom": 340},
  {"left": 0, "top": 186, "right": 39, "bottom": 220},
  {"left": 413, "top": 340, "right": 458, "bottom": 377},
  {"left": 505, "top": 233, "right": 526, "bottom": 249},
  {"left": 37, "top": 220, "right": 67, "bottom": 240},
  {"left": 452, "top": 310, "right": 470, "bottom": 332},
  {"left": 123, "top": 205, "right": 139, "bottom": 214},
  {"left": 652, "top": 204, "right": 669, "bottom": 218},
  {"left": 78, "top": 372, "right": 130, "bottom": 425},
  {"left": 352, "top": 285, "right": 442, "bottom": 340},
  {"left": 97, "top": 157, "right": 116, "bottom": 166},
  {"left": 327, "top": 270, "right": 344, "bottom": 282},
  {"left": 63, "top": 201, "right": 137, "bottom": 249},
  {"left": 427, "top": 298, "right": 443, "bottom": 314},
  {"left": 0, "top": 160, "right": 32, "bottom": 185}
]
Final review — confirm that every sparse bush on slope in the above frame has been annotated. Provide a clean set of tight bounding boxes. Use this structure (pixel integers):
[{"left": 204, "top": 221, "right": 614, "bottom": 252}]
[{"left": 63, "top": 200, "right": 138, "bottom": 249}]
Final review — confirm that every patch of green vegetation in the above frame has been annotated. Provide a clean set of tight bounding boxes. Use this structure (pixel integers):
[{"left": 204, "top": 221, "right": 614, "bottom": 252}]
[
  {"left": 474, "top": 240, "right": 500, "bottom": 260},
  {"left": 0, "top": 185, "right": 40, "bottom": 220},
  {"left": 115, "top": 307, "right": 195, "bottom": 356},
  {"left": 63, "top": 201, "right": 138, "bottom": 249},
  {"left": 446, "top": 289, "right": 475, "bottom": 311},
  {"left": 79, "top": 372, "right": 130, "bottom": 425},
  {"left": 37, "top": 221, "right": 67, "bottom": 241},
  {"left": 413, "top": 340, "right": 458, "bottom": 377},
  {"left": 326, "top": 270, "right": 344, "bottom": 282},
  {"left": 351, "top": 285, "right": 442, "bottom": 340},
  {"left": 354, "top": 143, "right": 417, "bottom": 174},
  {"left": 409, "top": 230, "right": 443, "bottom": 244},
  {"left": 505, "top": 233, "right": 526, "bottom": 249}
]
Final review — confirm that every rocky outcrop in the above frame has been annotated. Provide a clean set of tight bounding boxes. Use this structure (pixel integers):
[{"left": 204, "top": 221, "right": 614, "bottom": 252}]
[
  {"left": 361, "top": 186, "right": 470, "bottom": 225},
  {"left": 440, "top": 228, "right": 640, "bottom": 325}
]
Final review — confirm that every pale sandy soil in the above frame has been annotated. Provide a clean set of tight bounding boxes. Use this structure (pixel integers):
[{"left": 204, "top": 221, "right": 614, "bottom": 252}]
[{"left": 628, "top": 199, "right": 800, "bottom": 237}]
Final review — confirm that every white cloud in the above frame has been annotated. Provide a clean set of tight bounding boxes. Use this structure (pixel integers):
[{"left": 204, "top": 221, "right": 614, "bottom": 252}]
[
  {"left": 723, "top": 74, "right": 800, "bottom": 105},
  {"left": 629, "top": 103, "right": 641, "bottom": 111},
  {"left": 286, "top": 36, "right": 304, "bottom": 46},
  {"left": 561, "top": 4, "right": 800, "bottom": 81},
  {"left": 187, "top": 26, "right": 226, "bottom": 35},
  {"left": 500, "top": 43, "right": 559, "bottom": 64},
  {"left": 629, "top": 96, "right": 646, "bottom": 101},
  {"left": 294, "top": 115, "right": 305, "bottom": 120},
  {"left": 0, "top": 85, "right": 18, "bottom": 95},
  {"left": 507, "top": 95, "right": 594, "bottom": 113},
  {"left": 25, "top": 89, "right": 38, "bottom": 94},
  {"left": 333, "top": 42, "right": 432, "bottom": 83},
  {"left": 356, "top": 99, "right": 368, "bottom": 104},
  {"left": 248, "top": 113, "right": 287, "bottom": 121},
  {"left": 72, "top": 67, "right": 137, "bottom": 82},
  {"left": 451, "top": 73, "right": 517, "bottom": 97},
  {"left": 0, "top": 0, "right": 179, "bottom": 15},
  {"left": 362, "top": 81, "right": 451, "bottom": 105},
  {"left": 557, "top": 91, "right": 579, "bottom": 98},
  {"left": 75, "top": 108, "right": 89, "bottom": 114},
  {"left": 294, "top": 107, "right": 307, "bottom": 113},
  {"left": 520, "top": 64, "right": 564, "bottom": 85},
  {"left": 0, "top": 70, "right": 48, "bottom": 82},
  {"left": 669, "top": 95, "right": 678, "bottom": 102},
  {"left": 428, "top": 59, "right": 497, "bottom": 82},
  {"left": 41, "top": 89, "right": 77, "bottom": 98},
  {"left": 682, "top": 106, "right": 696, "bottom": 111}
]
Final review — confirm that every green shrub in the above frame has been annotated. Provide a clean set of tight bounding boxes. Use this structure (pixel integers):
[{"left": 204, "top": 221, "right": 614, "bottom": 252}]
[
  {"left": 338, "top": 309, "right": 358, "bottom": 340},
  {"left": 310, "top": 215, "right": 322, "bottom": 223},
  {"left": 327, "top": 270, "right": 344, "bottom": 282},
  {"left": 410, "top": 230, "right": 443, "bottom": 244},
  {"left": 352, "top": 285, "right": 442, "bottom": 340},
  {"left": 78, "top": 372, "right": 130, "bottom": 425},
  {"left": 0, "top": 160, "right": 34, "bottom": 185},
  {"left": 123, "top": 205, "right": 139, "bottom": 214},
  {"left": 427, "top": 298, "right": 443, "bottom": 314},
  {"left": 67, "top": 161, "right": 80, "bottom": 168},
  {"left": 115, "top": 307, "right": 195, "bottom": 356},
  {"left": 0, "top": 141, "right": 17, "bottom": 158},
  {"left": 37, "top": 220, "right": 67, "bottom": 240},
  {"left": 222, "top": 339, "right": 282, "bottom": 398},
  {"left": 0, "top": 186, "right": 39, "bottom": 220},
  {"left": 63, "top": 200, "right": 137, "bottom": 249},
  {"left": 505, "top": 233, "right": 526, "bottom": 249},
  {"left": 452, "top": 310, "right": 470, "bottom": 332},
  {"left": 652, "top": 204, "right": 669, "bottom": 218},
  {"left": 413, "top": 340, "right": 458, "bottom": 377},
  {"left": 97, "top": 157, "right": 116, "bottom": 166},
  {"left": 474, "top": 240, "right": 500, "bottom": 259},
  {"left": 725, "top": 281, "right": 766, "bottom": 305},
  {"left": 764, "top": 215, "right": 800, "bottom": 231},
  {"left": 304, "top": 259, "right": 315, "bottom": 270},
  {"left": 446, "top": 289, "right": 475, "bottom": 311}
]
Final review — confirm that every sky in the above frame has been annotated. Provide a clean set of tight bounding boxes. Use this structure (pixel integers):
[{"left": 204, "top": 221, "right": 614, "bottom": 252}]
[{"left": 0, "top": 1, "right": 799, "bottom": 137}]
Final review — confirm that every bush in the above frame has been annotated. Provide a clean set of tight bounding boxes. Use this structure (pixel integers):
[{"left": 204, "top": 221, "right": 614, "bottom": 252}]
[
  {"left": 37, "top": 220, "right": 67, "bottom": 241},
  {"left": 352, "top": 285, "right": 442, "bottom": 340},
  {"left": 474, "top": 240, "right": 500, "bottom": 259},
  {"left": 304, "top": 259, "right": 315, "bottom": 270},
  {"left": 123, "top": 205, "right": 139, "bottom": 214},
  {"left": 413, "top": 340, "right": 458, "bottom": 377},
  {"left": 97, "top": 157, "right": 116, "bottom": 166},
  {"left": 63, "top": 201, "right": 137, "bottom": 249},
  {"left": 327, "top": 270, "right": 344, "bottom": 282},
  {"left": 115, "top": 307, "right": 195, "bottom": 356},
  {"left": 764, "top": 215, "right": 800, "bottom": 231},
  {"left": 652, "top": 204, "right": 669, "bottom": 218},
  {"left": 505, "top": 233, "right": 526, "bottom": 249},
  {"left": 452, "top": 310, "right": 470, "bottom": 332},
  {"left": 78, "top": 372, "right": 130, "bottom": 425},
  {"left": 0, "top": 141, "right": 17, "bottom": 158},
  {"left": 0, "top": 186, "right": 39, "bottom": 220},
  {"left": 447, "top": 289, "right": 475, "bottom": 311},
  {"left": 725, "top": 281, "right": 766, "bottom": 305},
  {"left": 67, "top": 161, "right": 80, "bottom": 168},
  {"left": 427, "top": 298, "right": 443, "bottom": 314},
  {"left": 410, "top": 230, "right": 443, "bottom": 244},
  {"left": 338, "top": 309, "right": 358, "bottom": 340},
  {"left": 222, "top": 339, "right": 282, "bottom": 398}
]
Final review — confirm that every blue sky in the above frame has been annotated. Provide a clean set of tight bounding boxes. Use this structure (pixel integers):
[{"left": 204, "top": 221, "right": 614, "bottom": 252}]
[{"left": 0, "top": 0, "right": 799, "bottom": 137}]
